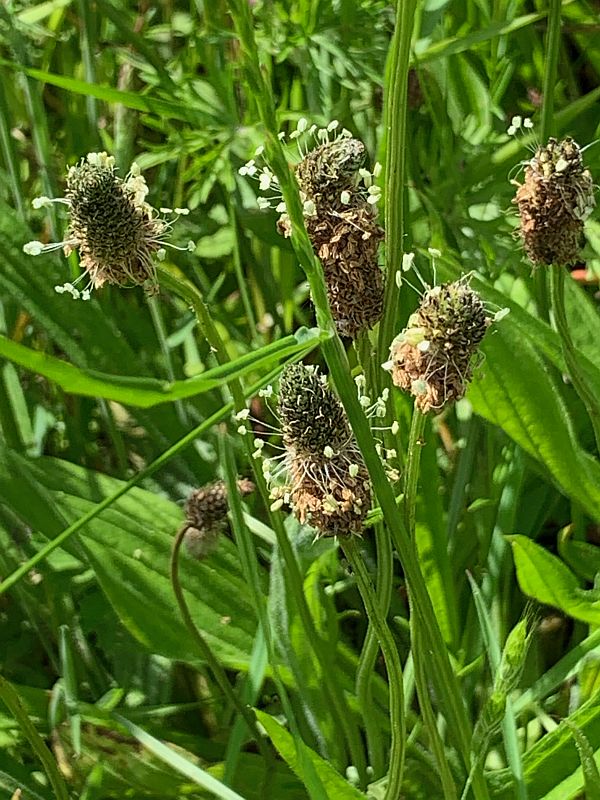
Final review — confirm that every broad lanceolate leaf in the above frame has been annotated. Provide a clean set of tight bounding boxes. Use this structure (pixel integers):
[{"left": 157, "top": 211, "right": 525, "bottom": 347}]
[
  {"left": 468, "top": 323, "right": 600, "bottom": 521},
  {"left": 508, "top": 535, "right": 600, "bottom": 626},
  {"left": 0, "top": 448, "right": 258, "bottom": 670}
]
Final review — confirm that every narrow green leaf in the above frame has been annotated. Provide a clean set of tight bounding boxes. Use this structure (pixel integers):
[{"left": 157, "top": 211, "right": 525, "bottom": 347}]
[
  {"left": 255, "top": 710, "right": 367, "bottom": 800},
  {"left": 0, "top": 675, "right": 69, "bottom": 800},
  {"left": 113, "top": 714, "right": 249, "bottom": 800},
  {"left": 488, "top": 692, "right": 600, "bottom": 799},
  {"left": 0, "top": 329, "right": 322, "bottom": 408},
  {"left": 564, "top": 721, "right": 600, "bottom": 799}
]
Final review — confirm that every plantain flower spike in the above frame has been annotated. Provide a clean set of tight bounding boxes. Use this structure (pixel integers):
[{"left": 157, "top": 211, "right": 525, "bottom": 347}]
[
  {"left": 513, "top": 136, "right": 595, "bottom": 267},
  {"left": 241, "top": 121, "right": 384, "bottom": 338},
  {"left": 275, "top": 363, "right": 371, "bottom": 538},
  {"left": 386, "top": 278, "right": 493, "bottom": 414},
  {"left": 181, "top": 479, "right": 254, "bottom": 560},
  {"left": 24, "top": 152, "right": 193, "bottom": 299}
]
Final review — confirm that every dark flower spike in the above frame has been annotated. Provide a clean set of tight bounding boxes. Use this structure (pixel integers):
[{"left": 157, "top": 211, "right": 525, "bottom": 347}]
[
  {"left": 512, "top": 133, "right": 595, "bottom": 267},
  {"left": 266, "top": 363, "right": 371, "bottom": 538},
  {"left": 385, "top": 276, "right": 496, "bottom": 414},
  {"left": 181, "top": 478, "right": 254, "bottom": 560},
  {"left": 24, "top": 152, "right": 194, "bottom": 299}
]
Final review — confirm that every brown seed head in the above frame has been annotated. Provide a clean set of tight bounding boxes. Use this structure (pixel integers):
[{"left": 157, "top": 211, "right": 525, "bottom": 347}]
[
  {"left": 388, "top": 279, "right": 491, "bottom": 413},
  {"left": 513, "top": 137, "right": 595, "bottom": 266},
  {"left": 279, "top": 137, "right": 384, "bottom": 339},
  {"left": 181, "top": 478, "right": 254, "bottom": 559}
]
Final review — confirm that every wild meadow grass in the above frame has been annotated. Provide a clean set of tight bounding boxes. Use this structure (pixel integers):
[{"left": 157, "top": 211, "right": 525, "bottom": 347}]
[{"left": 1, "top": 2, "right": 600, "bottom": 799}]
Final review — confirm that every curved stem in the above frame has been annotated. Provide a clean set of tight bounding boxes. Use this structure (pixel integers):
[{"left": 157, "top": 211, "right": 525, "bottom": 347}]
[
  {"left": 158, "top": 264, "right": 367, "bottom": 781},
  {"left": 550, "top": 266, "right": 600, "bottom": 453},
  {"left": 170, "top": 525, "right": 270, "bottom": 759},
  {"left": 355, "top": 521, "right": 393, "bottom": 777},
  {"left": 343, "top": 537, "right": 405, "bottom": 799}
]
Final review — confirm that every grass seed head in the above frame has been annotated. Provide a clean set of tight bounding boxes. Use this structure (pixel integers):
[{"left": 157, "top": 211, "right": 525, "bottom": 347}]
[
  {"left": 513, "top": 137, "right": 595, "bottom": 266},
  {"left": 388, "top": 279, "right": 491, "bottom": 413}
]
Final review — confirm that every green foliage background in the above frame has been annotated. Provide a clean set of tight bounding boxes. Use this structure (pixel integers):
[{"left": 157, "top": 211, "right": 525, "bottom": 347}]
[{"left": 1, "top": 1, "right": 600, "bottom": 799}]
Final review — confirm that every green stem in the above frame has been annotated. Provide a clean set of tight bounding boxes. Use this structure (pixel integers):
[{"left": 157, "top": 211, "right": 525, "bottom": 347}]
[
  {"left": 404, "top": 409, "right": 457, "bottom": 798},
  {"left": 343, "top": 538, "right": 405, "bottom": 800},
  {"left": 540, "top": 0, "right": 562, "bottom": 143},
  {"left": 402, "top": 408, "right": 426, "bottom": 538},
  {"left": 355, "top": 521, "right": 393, "bottom": 778},
  {"left": 229, "top": 6, "right": 486, "bottom": 795},
  {"left": 170, "top": 514, "right": 272, "bottom": 767},
  {"left": 221, "top": 436, "right": 328, "bottom": 798},
  {"left": 550, "top": 266, "right": 600, "bottom": 453},
  {"left": 0, "top": 674, "right": 70, "bottom": 800},
  {"left": 536, "top": 0, "right": 562, "bottom": 322},
  {"left": 158, "top": 264, "right": 367, "bottom": 781},
  {"left": 411, "top": 617, "right": 458, "bottom": 800},
  {"left": 378, "top": 0, "right": 418, "bottom": 365}
]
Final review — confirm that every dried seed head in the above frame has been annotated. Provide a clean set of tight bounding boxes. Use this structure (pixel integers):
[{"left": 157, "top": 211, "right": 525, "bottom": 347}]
[
  {"left": 276, "top": 363, "right": 370, "bottom": 538},
  {"left": 24, "top": 152, "right": 193, "bottom": 298},
  {"left": 305, "top": 205, "right": 384, "bottom": 338},
  {"left": 388, "top": 279, "right": 491, "bottom": 413},
  {"left": 513, "top": 137, "right": 595, "bottom": 266},
  {"left": 239, "top": 122, "right": 383, "bottom": 339},
  {"left": 278, "top": 135, "right": 383, "bottom": 339},
  {"left": 181, "top": 478, "right": 254, "bottom": 559},
  {"left": 294, "top": 138, "right": 367, "bottom": 203}
]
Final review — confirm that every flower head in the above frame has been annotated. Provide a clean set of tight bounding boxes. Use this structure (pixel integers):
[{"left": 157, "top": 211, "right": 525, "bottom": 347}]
[
  {"left": 240, "top": 122, "right": 384, "bottom": 339},
  {"left": 273, "top": 364, "right": 370, "bottom": 538},
  {"left": 24, "top": 152, "right": 193, "bottom": 298},
  {"left": 386, "top": 279, "right": 492, "bottom": 413},
  {"left": 513, "top": 137, "right": 595, "bottom": 266},
  {"left": 181, "top": 478, "right": 254, "bottom": 560}
]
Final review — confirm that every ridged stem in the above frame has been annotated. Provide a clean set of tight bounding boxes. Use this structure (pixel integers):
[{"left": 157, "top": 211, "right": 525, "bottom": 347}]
[
  {"left": 343, "top": 537, "right": 405, "bottom": 799},
  {"left": 550, "top": 266, "right": 600, "bottom": 453},
  {"left": 158, "top": 263, "right": 367, "bottom": 781},
  {"left": 170, "top": 526, "right": 270, "bottom": 759},
  {"left": 229, "top": 5, "right": 487, "bottom": 795},
  {"left": 378, "top": 0, "right": 418, "bottom": 364}
]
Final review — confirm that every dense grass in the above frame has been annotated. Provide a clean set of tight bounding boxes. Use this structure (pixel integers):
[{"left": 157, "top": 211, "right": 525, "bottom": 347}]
[{"left": 1, "top": 1, "right": 600, "bottom": 799}]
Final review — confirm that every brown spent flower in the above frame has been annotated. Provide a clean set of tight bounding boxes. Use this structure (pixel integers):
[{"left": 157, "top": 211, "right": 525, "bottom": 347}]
[
  {"left": 275, "top": 363, "right": 370, "bottom": 538},
  {"left": 513, "top": 137, "right": 595, "bottom": 267},
  {"left": 278, "top": 136, "right": 384, "bottom": 339},
  {"left": 387, "top": 279, "right": 491, "bottom": 414},
  {"left": 181, "top": 478, "right": 254, "bottom": 559}
]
